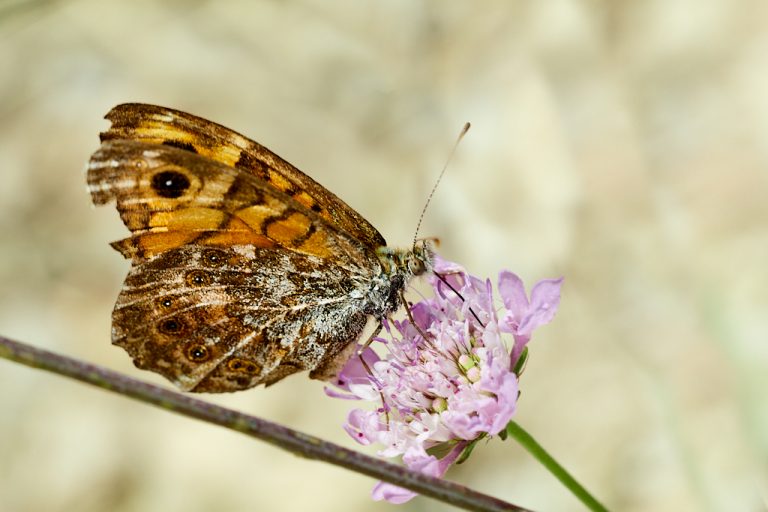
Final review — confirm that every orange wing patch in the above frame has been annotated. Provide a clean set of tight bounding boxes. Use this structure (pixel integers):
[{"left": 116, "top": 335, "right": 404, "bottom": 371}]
[
  {"left": 149, "top": 208, "right": 226, "bottom": 231},
  {"left": 200, "top": 217, "right": 277, "bottom": 249}
]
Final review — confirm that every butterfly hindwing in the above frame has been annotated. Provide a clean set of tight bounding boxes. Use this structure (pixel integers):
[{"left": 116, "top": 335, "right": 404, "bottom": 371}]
[{"left": 113, "top": 244, "right": 371, "bottom": 391}]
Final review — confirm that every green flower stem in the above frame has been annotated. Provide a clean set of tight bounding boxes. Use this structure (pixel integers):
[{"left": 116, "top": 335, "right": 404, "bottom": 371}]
[
  {"left": 506, "top": 421, "right": 609, "bottom": 512},
  {"left": 0, "top": 335, "right": 530, "bottom": 512}
]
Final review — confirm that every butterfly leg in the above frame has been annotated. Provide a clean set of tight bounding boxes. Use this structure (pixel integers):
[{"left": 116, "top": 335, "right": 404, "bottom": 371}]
[
  {"left": 355, "top": 322, "right": 391, "bottom": 423},
  {"left": 355, "top": 322, "right": 381, "bottom": 377},
  {"left": 357, "top": 322, "right": 381, "bottom": 354},
  {"left": 399, "top": 290, "right": 432, "bottom": 342}
]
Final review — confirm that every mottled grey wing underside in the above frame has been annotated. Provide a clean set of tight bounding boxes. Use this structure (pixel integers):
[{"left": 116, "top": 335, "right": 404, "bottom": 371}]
[{"left": 113, "top": 244, "right": 373, "bottom": 392}]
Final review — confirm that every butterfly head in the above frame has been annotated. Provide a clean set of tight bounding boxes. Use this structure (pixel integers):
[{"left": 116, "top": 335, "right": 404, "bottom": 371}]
[
  {"left": 365, "top": 240, "right": 434, "bottom": 321},
  {"left": 377, "top": 239, "right": 435, "bottom": 288},
  {"left": 408, "top": 238, "right": 436, "bottom": 277},
  {"left": 376, "top": 239, "right": 435, "bottom": 279}
]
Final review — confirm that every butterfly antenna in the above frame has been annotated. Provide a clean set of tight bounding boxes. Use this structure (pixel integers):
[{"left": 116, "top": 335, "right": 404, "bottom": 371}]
[
  {"left": 434, "top": 272, "right": 485, "bottom": 326},
  {"left": 412, "top": 122, "right": 471, "bottom": 247}
]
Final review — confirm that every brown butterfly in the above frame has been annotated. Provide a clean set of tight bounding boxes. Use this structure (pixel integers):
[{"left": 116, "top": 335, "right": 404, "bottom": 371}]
[{"left": 88, "top": 104, "right": 433, "bottom": 392}]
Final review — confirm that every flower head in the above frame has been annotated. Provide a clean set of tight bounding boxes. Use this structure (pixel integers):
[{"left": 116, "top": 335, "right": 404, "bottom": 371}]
[{"left": 326, "top": 256, "right": 563, "bottom": 503}]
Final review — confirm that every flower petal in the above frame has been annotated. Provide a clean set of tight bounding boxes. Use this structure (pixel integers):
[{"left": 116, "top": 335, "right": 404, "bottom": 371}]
[
  {"left": 498, "top": 271, "right": 529, "bottom": 317},
  {"left": 516, "top": 277, "right": 564, "bottom": 336},
  {"left": 371, "top": 482, "right": 417, "bottom": 504},
  {"left": 322, "top": 386, "right": 361, "bottom": 400},
  {"left": 433, "top": 255, "right": 465, "bottom": 274}
]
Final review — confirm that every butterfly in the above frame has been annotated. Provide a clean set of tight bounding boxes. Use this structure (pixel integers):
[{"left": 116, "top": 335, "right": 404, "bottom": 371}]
[{"left": 87, "top": 104, "right": 433, "bottom": 392}]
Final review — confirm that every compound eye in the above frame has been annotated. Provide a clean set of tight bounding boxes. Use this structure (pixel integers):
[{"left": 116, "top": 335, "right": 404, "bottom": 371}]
[{"left": 408, "top": 257, "right": 425, "bottom": 275}]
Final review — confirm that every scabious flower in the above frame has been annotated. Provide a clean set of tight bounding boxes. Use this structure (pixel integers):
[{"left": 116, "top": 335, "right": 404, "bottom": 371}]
[{"left": 326, "top": 256, "right": 563, "bottom": 504}]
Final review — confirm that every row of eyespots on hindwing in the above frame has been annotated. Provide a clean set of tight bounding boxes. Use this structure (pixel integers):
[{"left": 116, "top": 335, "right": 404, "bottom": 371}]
[{"left": 148, "top": 253, "right": 272, "bottom": 386}]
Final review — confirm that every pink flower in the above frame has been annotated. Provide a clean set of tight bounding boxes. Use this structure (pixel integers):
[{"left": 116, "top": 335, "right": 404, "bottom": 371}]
[{"left": 327, "top": 255, "right": 563, "bottom": 504}]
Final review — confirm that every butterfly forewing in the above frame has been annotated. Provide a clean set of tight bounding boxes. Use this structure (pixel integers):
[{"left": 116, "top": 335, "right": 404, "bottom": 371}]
[
  {"left": 100, "top": 103, "right": 386, "bottom": 249},
  {"left": 88, "top": 140, "right": 371, "bottom": 264}
]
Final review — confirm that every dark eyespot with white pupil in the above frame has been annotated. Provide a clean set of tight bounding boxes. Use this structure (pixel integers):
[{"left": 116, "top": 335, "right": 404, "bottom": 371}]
[
  {"left": 158, "top": 318, "right": 183, "bottom": 335},
  {"left": 187, "top": 345, "right": 210, "bottom": 362},
  {"left": 186, "top": 270, "right": 211, "bottom": 287},
  {"left": 202, "top": 249, "right": 227, "bottom": 267},
  {"left": 151, "top": 171, "right": 190, "bottom": 198}
]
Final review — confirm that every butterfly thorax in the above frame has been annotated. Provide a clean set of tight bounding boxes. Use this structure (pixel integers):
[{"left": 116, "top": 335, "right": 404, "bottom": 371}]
[{"left": 362, "top": 240, "right": 435, "bottom": 319}]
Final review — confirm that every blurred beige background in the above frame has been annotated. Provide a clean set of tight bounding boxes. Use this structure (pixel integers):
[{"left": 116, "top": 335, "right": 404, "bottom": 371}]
[{"left": 1, "top": 1, "right": 766, "bottom": 511}]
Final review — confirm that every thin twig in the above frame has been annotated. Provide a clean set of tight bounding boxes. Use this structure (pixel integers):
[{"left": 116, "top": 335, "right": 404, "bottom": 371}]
[{"left": 0, "top": 335, "right": 530, "bottom": 512}]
